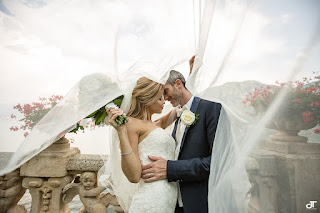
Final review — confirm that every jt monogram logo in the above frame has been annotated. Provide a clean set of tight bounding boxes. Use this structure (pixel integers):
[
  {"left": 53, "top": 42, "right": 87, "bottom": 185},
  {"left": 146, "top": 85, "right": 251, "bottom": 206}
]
[{"left": 306, "top": 201, "right": 317, "bottom": 210}]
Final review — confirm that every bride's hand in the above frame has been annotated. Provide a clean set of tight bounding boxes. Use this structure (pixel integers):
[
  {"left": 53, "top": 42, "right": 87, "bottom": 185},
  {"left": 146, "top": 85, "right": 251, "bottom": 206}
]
[
  {"left": 172, "top": 105, "right": 182, "bottom": 118},
  {"left": 106, "top": 108, "right": 125, "bottom": 130}
]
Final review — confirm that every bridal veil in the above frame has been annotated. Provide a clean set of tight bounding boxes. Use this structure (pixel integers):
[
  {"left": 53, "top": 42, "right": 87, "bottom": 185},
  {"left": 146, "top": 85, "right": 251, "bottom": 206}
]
[{"left": 1, "top": 0, "right": 319, "bottom": 212}]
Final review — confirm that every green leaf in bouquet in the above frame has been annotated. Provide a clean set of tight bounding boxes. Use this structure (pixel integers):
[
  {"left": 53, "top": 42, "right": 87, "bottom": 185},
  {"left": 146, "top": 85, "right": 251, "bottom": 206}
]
[
  {"left": 86, "top": 111, "right": 97, "bottom": 118},
  {"left": 79, "top": 125, "right": 85, "bottom": 131},
  {"left": 95, "top": 110, "right": 106, "bottom": 125},
  {"left": 94, "top": 110, "right": 103, "bottom": 121},
  {"left": 69, "top": 123, "right": 85, "bottom": 134},
  {"left": 112, "top": 95, "right": 124, "bottom": 108},
  {"left": 70, "top": 127, "right": 78, "bottom": 134}
]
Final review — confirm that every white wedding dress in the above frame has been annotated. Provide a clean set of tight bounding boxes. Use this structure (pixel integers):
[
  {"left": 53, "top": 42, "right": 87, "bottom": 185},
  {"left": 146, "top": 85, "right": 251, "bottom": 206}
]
[{"left": 128, "top": 128, "right": 177, "bottom": 213}]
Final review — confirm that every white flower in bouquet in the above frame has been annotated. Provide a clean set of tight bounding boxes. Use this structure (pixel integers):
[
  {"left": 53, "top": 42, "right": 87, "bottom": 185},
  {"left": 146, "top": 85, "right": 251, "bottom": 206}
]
[
  {"left": 105, "top": 102, "right": 128, "bottom": 126},
  {"left": 78, "top": 118, "right": 90, "bottom": 127}
]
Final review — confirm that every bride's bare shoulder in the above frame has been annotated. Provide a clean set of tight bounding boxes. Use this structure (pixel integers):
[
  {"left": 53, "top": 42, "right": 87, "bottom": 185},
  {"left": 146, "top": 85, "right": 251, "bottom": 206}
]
[
  {"left": 126, "top": 117, "right": 144, "bottom": 132},
  {"left": 127, "top": 116, "right": 140, "bottom": 124}
]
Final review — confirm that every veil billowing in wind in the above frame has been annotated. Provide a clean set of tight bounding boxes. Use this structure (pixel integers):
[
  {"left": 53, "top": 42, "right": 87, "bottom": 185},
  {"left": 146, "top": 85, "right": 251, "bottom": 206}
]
[{"left": 1, "top": 0, "right": 319, "bottom": 212}]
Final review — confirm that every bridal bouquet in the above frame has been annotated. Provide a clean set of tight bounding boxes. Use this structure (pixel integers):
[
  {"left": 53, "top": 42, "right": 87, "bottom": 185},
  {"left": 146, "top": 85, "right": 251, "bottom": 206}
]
[
  {"left": 69, "top": 95, "right": 128, "bottom": 134},
  {"left": 87, "top": 95, "right": 128, "bottom": 126},
  {"left": 11, "top": 94, "right": 128, "bottom": 137}
]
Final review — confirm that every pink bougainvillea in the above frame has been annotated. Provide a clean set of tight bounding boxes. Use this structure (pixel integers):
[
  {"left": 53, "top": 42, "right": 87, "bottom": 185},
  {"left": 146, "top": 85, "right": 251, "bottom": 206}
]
[
  {"left": 10, "top": 95, "right": 63, "bottom": 137},
  {"left": 243, "top": 71, "right": 320, "bottom": 133},
  {"left": 10, "top": 94, "right": 97, "bottom": 141}
]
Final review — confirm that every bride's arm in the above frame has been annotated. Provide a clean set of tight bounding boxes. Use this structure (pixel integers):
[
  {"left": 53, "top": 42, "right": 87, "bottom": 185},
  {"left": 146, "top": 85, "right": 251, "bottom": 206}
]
[
  {"left": 107, "top": 109, "right": 141, "bottom": 183},
  {"left": 154, "top": 107, "right": 179, "bottom": 129}
]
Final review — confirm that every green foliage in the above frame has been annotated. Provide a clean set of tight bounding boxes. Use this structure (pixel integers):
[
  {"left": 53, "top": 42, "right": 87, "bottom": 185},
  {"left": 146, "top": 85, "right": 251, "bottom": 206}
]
[
  {"left": 194, "top": 114, "right": 200, "bottom": 125},
  {"left": 70, "top": 95, "right": 125, "bottom": 133},
  {"left": 69, "top": 123, "right": 85, "bottom": 134}
]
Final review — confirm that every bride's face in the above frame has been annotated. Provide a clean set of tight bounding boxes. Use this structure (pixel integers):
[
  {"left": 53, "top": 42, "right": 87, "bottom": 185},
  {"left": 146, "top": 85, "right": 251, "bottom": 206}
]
[{"left": 148, "top": 95, "right": 165, "bottom": 114}]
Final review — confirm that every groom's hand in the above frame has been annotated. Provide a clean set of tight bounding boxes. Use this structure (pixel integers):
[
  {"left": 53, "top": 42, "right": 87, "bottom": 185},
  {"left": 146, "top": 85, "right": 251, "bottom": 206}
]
[
  {"left": 189, "top": 55, "right": 195, "bottom": 74},
  {"left": 141, "top": 156, "right": 167, "bottom": 183}
]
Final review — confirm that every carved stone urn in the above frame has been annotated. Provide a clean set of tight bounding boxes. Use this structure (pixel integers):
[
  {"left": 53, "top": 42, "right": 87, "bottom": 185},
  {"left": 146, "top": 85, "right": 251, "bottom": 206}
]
[{"left": 266, "top": 117, "right": 317, "bottom": 142}]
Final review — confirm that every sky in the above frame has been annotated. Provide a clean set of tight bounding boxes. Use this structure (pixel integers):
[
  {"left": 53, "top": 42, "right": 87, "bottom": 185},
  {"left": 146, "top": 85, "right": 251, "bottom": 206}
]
[{"left": 0, "top": 0, "right": 319, "bottom": 153}]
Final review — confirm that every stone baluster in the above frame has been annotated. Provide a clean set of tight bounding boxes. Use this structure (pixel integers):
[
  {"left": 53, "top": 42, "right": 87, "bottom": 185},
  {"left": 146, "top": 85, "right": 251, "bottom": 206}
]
[
  {"left": 20, "top": 137, "right": 80, "bottom": 213},
  {"left": 246, "top": 137, "right": 320, "bottom": 213},
  {"left": 22, "top": 176, "right": 73, "bottom": 213}
]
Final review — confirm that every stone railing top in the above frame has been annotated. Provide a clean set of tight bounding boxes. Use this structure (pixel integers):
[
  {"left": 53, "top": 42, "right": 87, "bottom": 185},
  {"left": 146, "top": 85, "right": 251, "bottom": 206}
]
[
  {"left": 66, "top": 154, "right": 109, "bottom": 173},
  {"left": 259, "top": 140, "right": 320, "bottom": 155},
  {"left": 0, "top": 152, "right": 109, "bottom": 174}
]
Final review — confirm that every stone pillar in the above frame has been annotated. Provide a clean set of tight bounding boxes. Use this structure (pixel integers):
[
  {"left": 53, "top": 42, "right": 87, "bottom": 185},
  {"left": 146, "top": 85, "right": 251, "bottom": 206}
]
[
  {"left": 20, "top": 137, "right": 80, "bottom": 213},
  {"left": 247, "top": 139, "right": 320, "bottom": 213},
  {"left": 22, "top": 176, "right": 73, "bottom": 213}
]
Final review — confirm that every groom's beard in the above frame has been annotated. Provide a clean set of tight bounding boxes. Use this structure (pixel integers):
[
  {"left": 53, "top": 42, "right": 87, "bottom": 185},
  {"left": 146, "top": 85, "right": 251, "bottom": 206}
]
[{"left": 171, "top": 88, "right": 183, "bottom": 107}]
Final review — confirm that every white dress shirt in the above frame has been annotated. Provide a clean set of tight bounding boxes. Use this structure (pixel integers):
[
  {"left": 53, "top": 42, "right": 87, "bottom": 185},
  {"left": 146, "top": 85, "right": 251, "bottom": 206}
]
[{"left": 175, "top": 96, "right": 194, "bottom": 207}]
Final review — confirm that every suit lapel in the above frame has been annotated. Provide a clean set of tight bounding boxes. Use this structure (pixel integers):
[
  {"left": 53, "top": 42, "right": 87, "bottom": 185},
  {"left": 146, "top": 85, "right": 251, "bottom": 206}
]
[{"left": 179, "top": 97, "right": 201, "bottom": 154}]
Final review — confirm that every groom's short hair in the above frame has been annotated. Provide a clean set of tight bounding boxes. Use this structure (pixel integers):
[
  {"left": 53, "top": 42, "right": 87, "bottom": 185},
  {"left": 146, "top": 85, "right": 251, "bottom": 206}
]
[{"left": 166, "top": 70, "right": 186, "bottom": 88}]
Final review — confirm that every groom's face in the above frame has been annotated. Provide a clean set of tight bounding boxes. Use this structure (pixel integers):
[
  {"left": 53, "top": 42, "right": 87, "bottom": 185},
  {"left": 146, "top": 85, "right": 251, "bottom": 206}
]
[{"left": 163, "top": 81, "right": 183, "bottom": 107}]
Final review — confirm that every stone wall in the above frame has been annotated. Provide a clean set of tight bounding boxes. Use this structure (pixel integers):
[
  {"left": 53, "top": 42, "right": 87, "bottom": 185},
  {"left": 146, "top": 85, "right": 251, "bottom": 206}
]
[{"left": 246, "top": 140, "right": 320, "bottom": 213}]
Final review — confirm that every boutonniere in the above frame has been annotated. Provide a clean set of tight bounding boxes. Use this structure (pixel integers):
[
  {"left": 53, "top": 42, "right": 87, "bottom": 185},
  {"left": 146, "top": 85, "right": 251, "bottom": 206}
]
[{"left": 180, "top": 109, "right": 200, "bottom": 127}]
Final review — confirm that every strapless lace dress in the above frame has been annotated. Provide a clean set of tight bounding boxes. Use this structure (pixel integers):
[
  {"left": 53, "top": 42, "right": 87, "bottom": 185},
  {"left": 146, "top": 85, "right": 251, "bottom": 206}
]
[{"left": 129, "top": 128, "right": 177, "bottom": 213}]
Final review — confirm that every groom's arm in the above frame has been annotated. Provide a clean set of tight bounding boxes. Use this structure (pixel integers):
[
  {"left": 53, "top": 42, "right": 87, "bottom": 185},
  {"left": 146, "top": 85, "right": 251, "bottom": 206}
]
[
  {"left": 167, "top": 157, "right": 211, "bottom": 182},
  {"left": 141, "top": 101, "right": 222, "bottom": 183},
  {"left": 167, "top": 102, "right": 221, "bottom": 182}
]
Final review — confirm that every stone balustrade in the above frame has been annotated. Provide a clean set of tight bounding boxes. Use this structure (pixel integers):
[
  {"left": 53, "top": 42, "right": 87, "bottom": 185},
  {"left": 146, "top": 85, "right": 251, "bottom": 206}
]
[
  {"left": 1, "top": 134, "right": 319, "bottom": 213},
  {"left": 0, "top": 138, "right": 123, "bottom": 213}
]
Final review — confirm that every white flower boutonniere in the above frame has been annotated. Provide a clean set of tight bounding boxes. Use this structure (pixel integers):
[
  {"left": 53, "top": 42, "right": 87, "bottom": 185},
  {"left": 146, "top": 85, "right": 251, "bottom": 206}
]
[{"left": 180, "top": 109, "right": 200, "bottom": 127}]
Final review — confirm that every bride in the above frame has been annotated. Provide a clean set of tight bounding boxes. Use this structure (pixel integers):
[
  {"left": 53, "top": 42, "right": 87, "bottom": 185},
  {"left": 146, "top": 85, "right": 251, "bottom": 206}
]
[{"left": 107, "top": 77, "right": 178, "bottom": 212}]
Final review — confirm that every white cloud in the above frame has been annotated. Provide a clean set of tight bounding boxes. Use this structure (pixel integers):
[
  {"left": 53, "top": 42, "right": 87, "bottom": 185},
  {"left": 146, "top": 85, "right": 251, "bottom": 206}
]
[{"left": 280, "top": 13, "right": 292, "bottom": 23}]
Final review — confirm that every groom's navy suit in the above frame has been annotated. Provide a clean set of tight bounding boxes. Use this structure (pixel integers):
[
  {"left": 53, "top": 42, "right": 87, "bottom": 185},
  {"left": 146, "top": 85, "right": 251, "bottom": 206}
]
[{"left": 167, "top": 97, "right": 221, "bottom": 213}]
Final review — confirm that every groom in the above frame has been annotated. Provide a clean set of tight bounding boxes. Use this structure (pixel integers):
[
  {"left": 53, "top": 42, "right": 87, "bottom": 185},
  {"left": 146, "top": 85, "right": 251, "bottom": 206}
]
[{"left": 141, "top": 61, "right": 222, "bottom": 213}]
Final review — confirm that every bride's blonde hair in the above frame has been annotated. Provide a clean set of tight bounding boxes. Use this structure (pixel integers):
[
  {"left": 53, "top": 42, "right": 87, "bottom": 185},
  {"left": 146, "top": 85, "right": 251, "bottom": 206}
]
[{"left": 127, "top": 77, "right": 163, "bottom": 120}]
